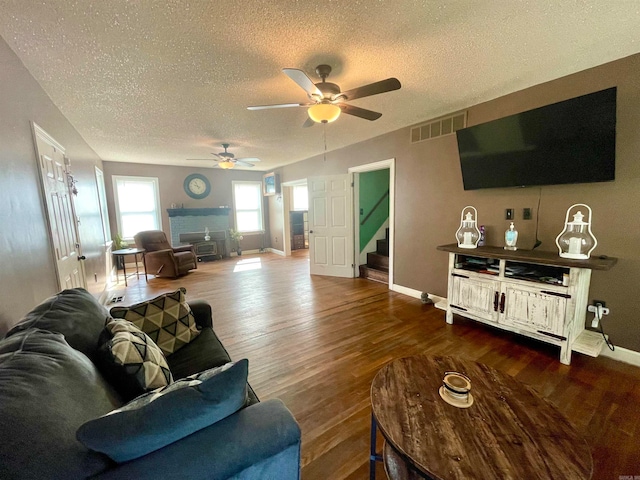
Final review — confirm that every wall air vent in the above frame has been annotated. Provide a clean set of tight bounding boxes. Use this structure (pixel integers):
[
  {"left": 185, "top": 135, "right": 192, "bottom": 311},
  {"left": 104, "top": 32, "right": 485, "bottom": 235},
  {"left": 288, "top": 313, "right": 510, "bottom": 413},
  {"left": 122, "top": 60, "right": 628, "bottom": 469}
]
[{"left": 410, "top": 111, "right": 467, "bottom": 143}]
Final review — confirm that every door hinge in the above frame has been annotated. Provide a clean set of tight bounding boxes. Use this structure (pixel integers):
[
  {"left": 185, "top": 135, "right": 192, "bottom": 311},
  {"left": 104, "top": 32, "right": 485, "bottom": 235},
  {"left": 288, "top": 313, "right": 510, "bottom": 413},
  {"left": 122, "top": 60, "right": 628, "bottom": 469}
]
[
  {"left": 452, "top": 273, "right": 469, "bottom": 279},
  {"left": 537, "top": 330, "right": 567, "bottom": 341},
  {"left": 351, "top": 182, "right": 354, "bottom": 187},
  {"left": 451, "top": 304, "right": 468, "bottom": 311},
  {"left": 540, "top": 290, "right": 571, "bottom": 299}
]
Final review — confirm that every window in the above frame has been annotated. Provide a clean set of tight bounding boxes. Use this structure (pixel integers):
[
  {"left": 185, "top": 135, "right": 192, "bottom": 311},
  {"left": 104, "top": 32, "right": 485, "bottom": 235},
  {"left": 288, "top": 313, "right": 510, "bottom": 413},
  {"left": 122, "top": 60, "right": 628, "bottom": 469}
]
[
  {"left": 112, "top": 176, "right": 161, "bottom": 240},
  {"left": 233, "top": 181, "right": 263, "bottom": 232},
  {"left": 292, "top": 184, "right": 308, "bottom": 211}
]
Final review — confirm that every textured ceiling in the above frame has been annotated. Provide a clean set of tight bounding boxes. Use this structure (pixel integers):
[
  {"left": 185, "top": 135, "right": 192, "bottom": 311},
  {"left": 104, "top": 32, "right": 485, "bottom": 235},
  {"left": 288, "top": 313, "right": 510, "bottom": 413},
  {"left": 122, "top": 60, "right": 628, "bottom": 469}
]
[{"left": 1, "top": 1, "right": 639, "bottom": 171}]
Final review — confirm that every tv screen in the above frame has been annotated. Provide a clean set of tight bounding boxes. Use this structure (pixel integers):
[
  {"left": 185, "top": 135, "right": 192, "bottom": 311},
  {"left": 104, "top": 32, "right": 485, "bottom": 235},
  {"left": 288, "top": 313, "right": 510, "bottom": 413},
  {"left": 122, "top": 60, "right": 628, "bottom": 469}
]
[{"left": 456, "top": 87, "right": 616, "bottom": 190}]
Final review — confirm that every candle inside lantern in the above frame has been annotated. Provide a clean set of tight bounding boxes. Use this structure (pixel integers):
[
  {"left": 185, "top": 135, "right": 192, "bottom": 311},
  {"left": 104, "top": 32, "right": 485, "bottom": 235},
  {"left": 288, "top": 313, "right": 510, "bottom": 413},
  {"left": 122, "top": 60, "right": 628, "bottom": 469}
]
[
  {"left": 463, "top": 232, "right": 472, "bottom": 245},
  {"left": 568, "top": 237, "right": 581, "bottom": 255}
]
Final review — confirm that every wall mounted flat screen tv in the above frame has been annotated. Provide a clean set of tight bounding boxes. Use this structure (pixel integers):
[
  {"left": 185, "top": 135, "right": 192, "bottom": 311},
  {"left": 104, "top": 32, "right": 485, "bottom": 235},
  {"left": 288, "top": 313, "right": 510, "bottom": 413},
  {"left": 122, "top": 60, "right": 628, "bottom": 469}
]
[{"left": 456, "top": 87, "right": 616, "bottom": 190}]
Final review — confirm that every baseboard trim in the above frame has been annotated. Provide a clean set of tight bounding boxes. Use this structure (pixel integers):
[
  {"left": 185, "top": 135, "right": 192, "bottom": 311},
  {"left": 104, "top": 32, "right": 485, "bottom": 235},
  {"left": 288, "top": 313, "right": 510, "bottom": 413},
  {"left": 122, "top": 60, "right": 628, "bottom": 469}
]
[
  {"left": 390, "top": 285, "right": 448, "bottom": 310},
  {"left": 600, "top": 344, "right": 640, "bottom": 367},
  {"left": 232, "top": 249, "right": 261, "bottom": 257},
  {"left": 391, "top": 284, "right": 421, "bottom": 299},
  {"left": 266, "top": 248, "right": 285, "bottom": 256}
]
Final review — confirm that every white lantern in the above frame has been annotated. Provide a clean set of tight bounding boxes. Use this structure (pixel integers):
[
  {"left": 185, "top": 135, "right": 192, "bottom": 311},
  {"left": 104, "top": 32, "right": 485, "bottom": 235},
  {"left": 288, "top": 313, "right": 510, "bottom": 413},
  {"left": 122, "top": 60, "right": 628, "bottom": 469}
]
[
  {"left": 456, "top": 206, "right": 481, "bottom": 249},
  {"left": 555, "top": 204, "right": 597, "bottom": 259}
]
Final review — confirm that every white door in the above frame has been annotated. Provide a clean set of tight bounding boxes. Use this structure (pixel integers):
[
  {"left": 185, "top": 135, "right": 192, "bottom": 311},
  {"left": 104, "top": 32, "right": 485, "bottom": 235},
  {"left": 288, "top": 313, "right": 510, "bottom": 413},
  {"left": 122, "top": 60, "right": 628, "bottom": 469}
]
[
  {"left": 308, "top": 174, "right": 354, "bottom": 277},
  {"left": 32, "top": 123, "right": 86, "bottom": 290}
]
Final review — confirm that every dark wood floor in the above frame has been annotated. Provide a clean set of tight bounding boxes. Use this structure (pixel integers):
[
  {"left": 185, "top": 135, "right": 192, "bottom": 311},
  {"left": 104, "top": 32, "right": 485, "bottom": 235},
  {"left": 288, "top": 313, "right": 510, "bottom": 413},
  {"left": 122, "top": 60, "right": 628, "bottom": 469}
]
[{"left": 115, "top": 251, "right": 640, "bottom": 479}]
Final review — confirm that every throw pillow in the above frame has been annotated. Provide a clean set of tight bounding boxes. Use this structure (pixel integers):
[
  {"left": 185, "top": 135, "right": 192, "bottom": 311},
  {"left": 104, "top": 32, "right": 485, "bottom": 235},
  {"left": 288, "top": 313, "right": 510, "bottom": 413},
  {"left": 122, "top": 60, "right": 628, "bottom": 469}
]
[
  {"left": 110, "top": 287, "right": 200, "bottom": 356},
  {"left": 77, "top": 359, "right": 249, "bottom": 463},
  {"left": 96, "top": 319, "right": 173, "bottom": 401}
]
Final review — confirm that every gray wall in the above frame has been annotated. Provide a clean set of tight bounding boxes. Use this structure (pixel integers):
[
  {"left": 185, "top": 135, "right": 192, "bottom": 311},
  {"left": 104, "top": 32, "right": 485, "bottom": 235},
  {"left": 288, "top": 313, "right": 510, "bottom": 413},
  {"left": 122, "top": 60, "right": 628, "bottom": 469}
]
[
  {"left": 277, "top": 53, "right": 640, "bottom": 352},
  {"left": 102, "top": 162, "right": 268, "bottom": 251},
  {"left": 0, "top": 36, "right": 107, "bottom": 334}
]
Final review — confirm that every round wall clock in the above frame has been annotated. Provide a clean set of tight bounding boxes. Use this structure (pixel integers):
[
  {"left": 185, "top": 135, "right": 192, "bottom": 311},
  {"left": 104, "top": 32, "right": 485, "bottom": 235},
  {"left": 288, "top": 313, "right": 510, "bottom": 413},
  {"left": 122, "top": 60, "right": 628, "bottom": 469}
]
[{"left": 184, "top": 173, "right": 211, "bottom": 199}]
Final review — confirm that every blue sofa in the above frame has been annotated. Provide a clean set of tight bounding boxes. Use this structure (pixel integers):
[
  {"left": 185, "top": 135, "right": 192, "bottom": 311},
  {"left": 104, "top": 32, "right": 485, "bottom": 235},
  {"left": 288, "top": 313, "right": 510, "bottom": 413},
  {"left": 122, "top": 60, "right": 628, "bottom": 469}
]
[{"left": 0, "top": 288, "right": 301, "bottom": 479}]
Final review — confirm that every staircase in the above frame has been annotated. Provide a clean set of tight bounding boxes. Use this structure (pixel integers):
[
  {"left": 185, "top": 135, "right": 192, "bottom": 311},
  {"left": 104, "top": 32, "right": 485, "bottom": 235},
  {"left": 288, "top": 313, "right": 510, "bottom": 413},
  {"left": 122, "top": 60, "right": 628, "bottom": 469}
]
[{"left": 359, "top": 228, "right": 389, "bottom": 284}]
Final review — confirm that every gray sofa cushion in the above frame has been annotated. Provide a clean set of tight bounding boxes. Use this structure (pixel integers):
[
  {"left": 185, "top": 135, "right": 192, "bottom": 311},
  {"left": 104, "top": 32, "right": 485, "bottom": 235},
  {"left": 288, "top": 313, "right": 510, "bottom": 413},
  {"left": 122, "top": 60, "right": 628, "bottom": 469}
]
[
  {"left": 167, "top": 327, "right": 259, "bottom": 405},
  {"left": 77, "top": 359, "right": 249, "bottom": 462},
  {"left": 0, "top": 329, "right": 120, "bottom": 479},
  {"left": 5, "top": 288, "right": 110, "bottom": 358}
]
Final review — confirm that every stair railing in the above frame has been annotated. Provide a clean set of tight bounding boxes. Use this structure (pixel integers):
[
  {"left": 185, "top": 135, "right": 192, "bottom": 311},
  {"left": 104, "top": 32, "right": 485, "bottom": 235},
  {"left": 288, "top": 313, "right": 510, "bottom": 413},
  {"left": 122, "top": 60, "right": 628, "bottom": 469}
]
[{"left": 360, "top": 190, "right": 389, "bottom": 226}]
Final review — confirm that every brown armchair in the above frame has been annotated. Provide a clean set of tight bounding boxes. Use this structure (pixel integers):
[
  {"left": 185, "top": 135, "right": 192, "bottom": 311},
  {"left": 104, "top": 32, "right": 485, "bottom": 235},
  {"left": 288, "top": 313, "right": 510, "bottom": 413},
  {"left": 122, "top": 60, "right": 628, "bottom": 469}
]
[{"left": 134, "top": 230, "right": 197, "bottom": 278}]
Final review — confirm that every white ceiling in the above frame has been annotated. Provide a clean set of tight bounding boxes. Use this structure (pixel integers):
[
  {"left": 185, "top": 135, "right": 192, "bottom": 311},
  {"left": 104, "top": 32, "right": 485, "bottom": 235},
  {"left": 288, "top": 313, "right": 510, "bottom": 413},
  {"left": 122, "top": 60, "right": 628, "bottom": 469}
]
[{"left": 1, "top": 1, "right": 639, "bottom": 171}]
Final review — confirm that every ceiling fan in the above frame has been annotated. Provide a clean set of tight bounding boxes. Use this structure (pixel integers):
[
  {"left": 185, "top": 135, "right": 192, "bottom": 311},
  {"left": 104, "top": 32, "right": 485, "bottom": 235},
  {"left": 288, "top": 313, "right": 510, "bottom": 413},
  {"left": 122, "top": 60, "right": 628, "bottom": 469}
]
[
  {"left": 187, "top": 144, "right": 260, "bottom": 169},
  {"left": 247, "top": 65, "right": 401, "bottom": 126}
]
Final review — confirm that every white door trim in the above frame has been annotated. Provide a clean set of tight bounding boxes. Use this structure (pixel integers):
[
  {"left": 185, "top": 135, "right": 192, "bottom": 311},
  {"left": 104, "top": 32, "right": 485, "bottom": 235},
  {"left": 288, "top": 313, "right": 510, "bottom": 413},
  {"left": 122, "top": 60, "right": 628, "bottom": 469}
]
[{"left": 349, "top": 158, "right": 395, "bottom": 288}]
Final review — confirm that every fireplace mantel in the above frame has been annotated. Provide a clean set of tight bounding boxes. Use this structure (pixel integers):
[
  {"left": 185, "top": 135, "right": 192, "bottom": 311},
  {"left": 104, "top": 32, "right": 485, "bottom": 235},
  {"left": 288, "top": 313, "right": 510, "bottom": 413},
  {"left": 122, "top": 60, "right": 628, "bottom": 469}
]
[{"left": 167, "top": 207, "right": 230, "bottom": 217}]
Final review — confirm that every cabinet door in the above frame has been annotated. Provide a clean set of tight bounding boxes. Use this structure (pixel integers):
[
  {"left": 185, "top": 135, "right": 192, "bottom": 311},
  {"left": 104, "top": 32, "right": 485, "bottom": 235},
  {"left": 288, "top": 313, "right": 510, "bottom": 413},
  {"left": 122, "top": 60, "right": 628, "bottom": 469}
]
[
  {"left": 449, "top": 274, "right": 500, "bottom": 322},
  {"left": 500, "top": 284, "right": 566, "bottom": 336}
]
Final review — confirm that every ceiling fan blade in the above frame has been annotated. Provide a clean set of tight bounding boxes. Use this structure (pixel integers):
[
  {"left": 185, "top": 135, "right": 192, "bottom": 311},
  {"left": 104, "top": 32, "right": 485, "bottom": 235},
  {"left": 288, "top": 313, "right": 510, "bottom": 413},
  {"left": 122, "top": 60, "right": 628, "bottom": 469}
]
[
  {"left": 283, "top": 68, "right": 323, "bottom": 97},
  {"left": 236, "top": 157, "right": 261, "bottom": 162},
  {"left": 338, "top": 78, "right": 401, "bottom": 101},
  {"left": 247, "top": 103, "right": 311, "bottom": 110},
  {"left": 234, "top": 160, "right": 255, "bottom": 167},
  {"left": 302, "top": 117, "right": 315, "bottom": 128},
  {"left": 339, "top": 104, "right": 382, "bottom": 121}
]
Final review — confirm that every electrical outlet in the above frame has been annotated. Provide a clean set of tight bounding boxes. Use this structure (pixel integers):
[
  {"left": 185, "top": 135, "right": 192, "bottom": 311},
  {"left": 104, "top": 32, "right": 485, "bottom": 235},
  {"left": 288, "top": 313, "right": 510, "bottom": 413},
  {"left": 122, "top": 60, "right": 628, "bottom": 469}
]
[
  {"left": 506, "top": 208, "right": 514, "bottom": 220},
  {"left": 523, "top": 208, "right": 532, "bottom": 220}
]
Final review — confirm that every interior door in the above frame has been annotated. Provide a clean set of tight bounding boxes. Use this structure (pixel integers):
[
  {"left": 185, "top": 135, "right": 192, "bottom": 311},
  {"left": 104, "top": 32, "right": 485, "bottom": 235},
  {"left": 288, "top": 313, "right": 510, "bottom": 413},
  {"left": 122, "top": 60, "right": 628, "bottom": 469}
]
[
  {"left": 308, "top": 174, "right": 354, "bottom": 277},
  {"left": 32, "top": 123, "right": 86, "bottom": 290}
]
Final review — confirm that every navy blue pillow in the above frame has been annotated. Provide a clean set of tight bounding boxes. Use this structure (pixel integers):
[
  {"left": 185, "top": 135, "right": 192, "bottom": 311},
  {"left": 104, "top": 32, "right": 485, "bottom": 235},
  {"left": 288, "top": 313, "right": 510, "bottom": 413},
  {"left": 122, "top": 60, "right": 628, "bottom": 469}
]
[{"left": 76, "top": 359, "right": 249, "bottom": 462}]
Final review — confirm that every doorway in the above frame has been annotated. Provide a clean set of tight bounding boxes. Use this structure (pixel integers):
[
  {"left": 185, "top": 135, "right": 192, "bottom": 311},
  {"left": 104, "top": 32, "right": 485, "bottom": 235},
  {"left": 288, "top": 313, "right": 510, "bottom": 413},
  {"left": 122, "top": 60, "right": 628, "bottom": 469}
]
[
  {"left": 31, "top": 122, "right": 86, "bottom": 290},
  {"left": 349, "top": 159, "right": 395, "bottom": 288}
]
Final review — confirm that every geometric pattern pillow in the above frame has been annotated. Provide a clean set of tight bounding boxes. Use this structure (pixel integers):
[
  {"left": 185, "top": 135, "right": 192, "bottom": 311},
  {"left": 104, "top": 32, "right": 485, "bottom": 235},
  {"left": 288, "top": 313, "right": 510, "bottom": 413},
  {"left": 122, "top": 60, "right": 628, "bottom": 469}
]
[
  {"left": 110, "top": 288, "right": 200, "bottom": 356},
  {"left": 96, "top": 319, "right": 173, "bottom": 401},
  {"left": 76, "top": 360, "right": 249, "bottom": 463}
]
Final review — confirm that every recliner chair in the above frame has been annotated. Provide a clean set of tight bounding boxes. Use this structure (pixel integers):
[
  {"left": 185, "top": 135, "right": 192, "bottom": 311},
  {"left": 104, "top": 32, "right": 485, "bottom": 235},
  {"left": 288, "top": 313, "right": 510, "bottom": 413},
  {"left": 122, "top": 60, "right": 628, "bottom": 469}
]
[{"left": 134, "top": 230, "right": 197, "bottom": 278}]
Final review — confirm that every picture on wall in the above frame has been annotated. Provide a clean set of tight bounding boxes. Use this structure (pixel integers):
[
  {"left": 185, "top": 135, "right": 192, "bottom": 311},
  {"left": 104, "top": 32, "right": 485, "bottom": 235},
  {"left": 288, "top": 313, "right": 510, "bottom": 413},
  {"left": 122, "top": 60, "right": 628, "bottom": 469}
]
[{"left": 263, "top": 172, "right": 280, "bottom": 196}]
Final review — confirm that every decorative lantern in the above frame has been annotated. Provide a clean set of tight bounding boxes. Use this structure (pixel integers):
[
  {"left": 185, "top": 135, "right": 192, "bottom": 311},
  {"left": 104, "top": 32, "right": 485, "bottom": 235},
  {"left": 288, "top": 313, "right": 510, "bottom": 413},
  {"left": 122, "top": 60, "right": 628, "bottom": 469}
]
[
  {"left": 555, "top": 204, "right": 597, "bottom": 259},
  {"left": 456, "top": 206, "right": 481, "bottom": 249}
]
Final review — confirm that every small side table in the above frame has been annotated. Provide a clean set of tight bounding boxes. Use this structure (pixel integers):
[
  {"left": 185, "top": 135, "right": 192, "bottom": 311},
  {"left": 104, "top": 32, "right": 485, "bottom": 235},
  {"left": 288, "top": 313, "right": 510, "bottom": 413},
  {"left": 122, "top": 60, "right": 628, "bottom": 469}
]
[{"left": 112, "top": 248, "right": 147, "bottom": 286}]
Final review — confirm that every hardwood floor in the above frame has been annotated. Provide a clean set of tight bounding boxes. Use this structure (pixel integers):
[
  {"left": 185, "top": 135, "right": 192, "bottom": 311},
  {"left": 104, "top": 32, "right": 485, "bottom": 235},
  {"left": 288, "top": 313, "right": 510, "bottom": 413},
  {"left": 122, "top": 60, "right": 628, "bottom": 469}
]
[{"left": 114, "top": 251, "right": 640, "bottom": 479}]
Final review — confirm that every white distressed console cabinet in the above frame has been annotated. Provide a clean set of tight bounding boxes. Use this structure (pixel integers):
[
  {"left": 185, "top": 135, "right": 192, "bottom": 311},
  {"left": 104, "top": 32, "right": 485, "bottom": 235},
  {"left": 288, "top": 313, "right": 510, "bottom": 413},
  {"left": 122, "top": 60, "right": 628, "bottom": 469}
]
[{"left": 437, "top": 244, "right": 616, "bottom": 365}]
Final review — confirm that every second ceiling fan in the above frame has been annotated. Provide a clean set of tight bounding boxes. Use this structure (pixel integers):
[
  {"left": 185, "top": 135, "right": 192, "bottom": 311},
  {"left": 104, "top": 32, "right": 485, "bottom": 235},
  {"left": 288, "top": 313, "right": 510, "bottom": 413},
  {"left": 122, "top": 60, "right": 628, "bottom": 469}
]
[
  {"left": 247, "top": 65, "right": 401, "bottom": 127},
  {"left": 187, "top": 144, "right": 260, "bottom": 169}
]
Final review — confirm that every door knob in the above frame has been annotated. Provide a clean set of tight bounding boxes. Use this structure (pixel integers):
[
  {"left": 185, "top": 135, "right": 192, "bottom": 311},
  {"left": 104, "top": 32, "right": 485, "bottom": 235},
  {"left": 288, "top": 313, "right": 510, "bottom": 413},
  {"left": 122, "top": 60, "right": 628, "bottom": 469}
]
[
  {"left": 78, "top": 255, "right": 86, "bottom": 261},
  {"left": 309, "top": 230, "right": 314, "bottom": 234}
]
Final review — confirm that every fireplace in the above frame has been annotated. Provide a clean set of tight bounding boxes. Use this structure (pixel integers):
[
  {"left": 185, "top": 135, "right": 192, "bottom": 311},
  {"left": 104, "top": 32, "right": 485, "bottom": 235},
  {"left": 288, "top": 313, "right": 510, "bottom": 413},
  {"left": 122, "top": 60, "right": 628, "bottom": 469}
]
[
  {"left": 167, "top": 207, "right": 231, "bottom": 247},
  {"left": 179, "top": 231, "right": 229, "bottom": 261}
]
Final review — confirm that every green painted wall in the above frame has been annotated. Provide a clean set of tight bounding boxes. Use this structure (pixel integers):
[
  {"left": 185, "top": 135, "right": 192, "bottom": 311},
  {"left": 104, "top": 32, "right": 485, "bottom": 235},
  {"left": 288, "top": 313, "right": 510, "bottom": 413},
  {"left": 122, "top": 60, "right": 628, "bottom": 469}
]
[{"left": 359, "top": 169, "right": 390, "bottom": 252}]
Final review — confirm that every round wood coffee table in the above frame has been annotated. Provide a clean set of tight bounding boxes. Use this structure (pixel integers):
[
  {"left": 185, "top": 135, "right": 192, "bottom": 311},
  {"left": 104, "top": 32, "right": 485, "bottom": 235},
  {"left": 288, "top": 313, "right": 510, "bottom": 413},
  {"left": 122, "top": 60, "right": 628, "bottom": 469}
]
[{"left": 370, "top": 355, "right": 592, "bottom": 480}]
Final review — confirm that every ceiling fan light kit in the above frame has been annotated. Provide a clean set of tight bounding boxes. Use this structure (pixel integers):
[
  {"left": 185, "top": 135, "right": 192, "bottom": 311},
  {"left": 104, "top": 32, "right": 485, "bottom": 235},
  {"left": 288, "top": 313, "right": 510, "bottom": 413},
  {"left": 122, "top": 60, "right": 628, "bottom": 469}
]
[
  {"left": 308, "top": 103, "right": 341, "bottom": 123},
  {"left": 247, "top": 64, "right": 401, "bottom": 126},
  {"left": 186, "top": 143, "right": 261, "bottom": 169},
  {"left": 218, "top": 160, "right": 235, "bottom": 169}
]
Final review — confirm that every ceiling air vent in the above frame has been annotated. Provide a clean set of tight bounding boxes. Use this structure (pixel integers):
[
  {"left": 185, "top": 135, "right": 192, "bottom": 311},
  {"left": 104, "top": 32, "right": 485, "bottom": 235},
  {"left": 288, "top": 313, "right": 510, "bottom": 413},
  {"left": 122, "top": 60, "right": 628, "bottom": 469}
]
[{"left": 410, "top": 111, "right": 467, "bottom": 143}]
